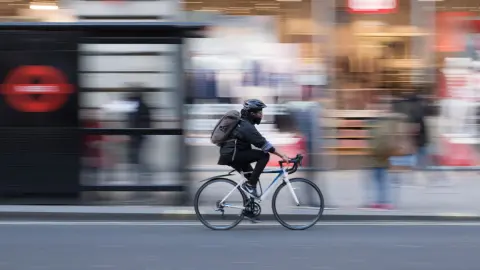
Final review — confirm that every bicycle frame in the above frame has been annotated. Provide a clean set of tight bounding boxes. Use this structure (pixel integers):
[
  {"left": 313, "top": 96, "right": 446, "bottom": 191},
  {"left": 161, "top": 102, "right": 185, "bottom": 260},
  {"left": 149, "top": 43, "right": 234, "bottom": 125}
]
[{"left": 219, "top": 167, "right": 300, "bottom": 209}]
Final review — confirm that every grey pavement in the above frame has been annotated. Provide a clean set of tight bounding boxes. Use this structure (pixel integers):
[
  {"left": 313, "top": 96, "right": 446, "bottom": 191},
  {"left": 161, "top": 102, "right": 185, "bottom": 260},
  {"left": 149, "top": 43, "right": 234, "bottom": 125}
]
[
  {"left": 1, "top": 222, "right": 480, "bottom": 270},
  {"left": 0, "top": 170, "right": 479, "bottom": 221},
  {"left": 80, "top": 169, "right": 480, "bottom": 214},
  {"left": 187, "top": 169, "right": 480, "bottom": 211}
]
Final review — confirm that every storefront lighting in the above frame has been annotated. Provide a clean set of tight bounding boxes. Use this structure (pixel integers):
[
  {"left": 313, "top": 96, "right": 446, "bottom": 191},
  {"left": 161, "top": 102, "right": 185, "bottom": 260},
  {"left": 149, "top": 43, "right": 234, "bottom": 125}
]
[
  {"left": 348, "top": 0, "right": 397, "bottom": 14},
  {"left": 29, "top": 4, "right": 59, "bottom": 10}
]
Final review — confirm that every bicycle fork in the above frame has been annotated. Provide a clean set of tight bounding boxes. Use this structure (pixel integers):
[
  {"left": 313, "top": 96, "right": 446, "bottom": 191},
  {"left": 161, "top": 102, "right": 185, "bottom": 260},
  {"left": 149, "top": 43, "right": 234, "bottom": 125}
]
[{"left": 283, "top": 171, "right": 300, "bottom": 206}]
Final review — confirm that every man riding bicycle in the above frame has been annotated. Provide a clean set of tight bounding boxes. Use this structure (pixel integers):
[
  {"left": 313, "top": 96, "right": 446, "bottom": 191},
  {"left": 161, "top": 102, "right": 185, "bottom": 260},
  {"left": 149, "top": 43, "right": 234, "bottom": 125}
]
[{"left": 217, "top": 99, "right": 289, "bottom": 197}]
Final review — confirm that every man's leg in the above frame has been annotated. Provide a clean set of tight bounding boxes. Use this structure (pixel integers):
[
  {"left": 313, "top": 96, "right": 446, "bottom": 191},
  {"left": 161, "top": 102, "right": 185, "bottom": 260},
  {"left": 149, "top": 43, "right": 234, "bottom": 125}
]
[
  {"left": 372, "top": 167, "right": 381, "bottom": 206},
  {"left": 234, "top": 150, "right": 269, "bottom": 186},
  {"left": 231, "top": 163, "right": 254, "bottom": 181},
  {"left": 376, "top": 167, "right": 391, "bottom": 208},
  {"left": 232, "top": 150, "right": 270, "bottom": 196}
]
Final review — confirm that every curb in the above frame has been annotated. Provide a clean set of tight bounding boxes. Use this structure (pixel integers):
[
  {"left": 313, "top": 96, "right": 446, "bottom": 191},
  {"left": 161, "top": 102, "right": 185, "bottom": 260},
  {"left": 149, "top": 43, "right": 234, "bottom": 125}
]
[
  {"left": 187, "top": 167, "right": 480, "bottom": 172},
  {"left": 1, "top": 211, "right": 480, "bottom": 222}
]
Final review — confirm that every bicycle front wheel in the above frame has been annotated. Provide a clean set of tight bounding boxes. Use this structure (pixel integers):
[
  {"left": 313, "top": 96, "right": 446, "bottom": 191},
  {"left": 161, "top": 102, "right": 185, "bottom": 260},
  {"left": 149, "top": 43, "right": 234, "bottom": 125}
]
[
  {"left": 194, "top": 178, "right": 247, "bottom": 230},
  {"left": 272, "top": 178, "right": 324, "bottom": 230}
]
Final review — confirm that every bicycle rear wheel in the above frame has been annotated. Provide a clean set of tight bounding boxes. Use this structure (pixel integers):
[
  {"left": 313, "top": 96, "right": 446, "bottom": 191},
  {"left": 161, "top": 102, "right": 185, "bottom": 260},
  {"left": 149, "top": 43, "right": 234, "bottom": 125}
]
[
  {"left": 194, "top": 178, "right": 247, "bottom": 230},
  {"left": 272, "top": 178, "right": 324, "bottom": 230}
]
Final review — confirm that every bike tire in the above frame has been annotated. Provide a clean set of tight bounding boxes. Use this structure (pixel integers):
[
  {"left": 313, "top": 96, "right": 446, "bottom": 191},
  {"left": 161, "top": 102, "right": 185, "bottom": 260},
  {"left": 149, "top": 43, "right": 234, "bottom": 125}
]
[
  {"left": 194, "top": 177, "right": 247, "bottom": 230},
  {"left": 271, "top": 177, "right": 325, "bottom": 230}
]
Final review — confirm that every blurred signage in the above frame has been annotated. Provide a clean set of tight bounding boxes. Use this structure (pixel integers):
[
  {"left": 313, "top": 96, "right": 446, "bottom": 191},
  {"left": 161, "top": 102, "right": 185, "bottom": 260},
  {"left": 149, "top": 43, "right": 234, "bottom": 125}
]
[
  {"left": 435, "top": 12, "right": 473, "bottom": 52},
  {"left": 436, "top": 56, "right": 480, "bottom": 167},
  {"left": 1, "top": 65, "right": 73, "bottom": 112},
  {"left": 0, "top": 29, "right": 80, "bottom": 196},
  {"left": 348, "top": 0, "right": 397, "bottom": 14},
  {"left": 471, "top": 20, "right": 480, "bottom": 33}
]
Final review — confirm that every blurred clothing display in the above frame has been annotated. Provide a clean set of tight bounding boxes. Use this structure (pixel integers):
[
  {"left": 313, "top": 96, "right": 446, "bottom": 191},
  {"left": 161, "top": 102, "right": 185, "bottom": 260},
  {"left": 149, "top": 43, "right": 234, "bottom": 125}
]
[
  {"left": 216, "top": 57, "right": 241, "bottom": 102},
  {"left": 242, "top": 59, "right": 267, "bottom": 87},
  {"left": 296, "top": 61, "right": 327, "bottom": 87},
  {"left": 191, "top": 69, "right": 218, "bottom": 100}
]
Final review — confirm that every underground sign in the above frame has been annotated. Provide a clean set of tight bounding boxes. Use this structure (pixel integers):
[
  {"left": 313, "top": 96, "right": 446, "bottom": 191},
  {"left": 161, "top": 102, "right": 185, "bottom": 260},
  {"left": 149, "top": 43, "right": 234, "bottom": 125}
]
[{"left": 1, "top": 65, "right": 73, "bottom": 113}]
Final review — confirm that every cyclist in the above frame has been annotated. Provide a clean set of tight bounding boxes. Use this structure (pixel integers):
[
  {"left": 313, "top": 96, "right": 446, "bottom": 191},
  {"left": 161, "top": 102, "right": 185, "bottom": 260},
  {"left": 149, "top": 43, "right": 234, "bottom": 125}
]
[{"left": 217, "top": 99, "right": 289, "bottom": 198}]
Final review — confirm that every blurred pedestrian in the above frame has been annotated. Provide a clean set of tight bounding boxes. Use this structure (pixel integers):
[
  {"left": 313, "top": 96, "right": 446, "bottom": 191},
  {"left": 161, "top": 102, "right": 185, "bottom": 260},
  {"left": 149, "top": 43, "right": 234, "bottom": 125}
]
[
  {"left": 125, "top": 86, "right": 152, "bottom": 186},
  {"left": 393, "top": 87, "right": 449, "bottom": 186},
  {"left": 392, "top": 89, "right": 426, "bottom": 185},
  {"left": 365, "top": 94, "right": 402, "bottom": 209}
]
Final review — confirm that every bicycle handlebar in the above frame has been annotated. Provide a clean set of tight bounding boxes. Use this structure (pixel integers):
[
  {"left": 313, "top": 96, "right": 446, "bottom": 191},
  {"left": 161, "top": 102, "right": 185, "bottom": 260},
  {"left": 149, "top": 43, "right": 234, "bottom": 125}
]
[{"left": 278, "top": 154, "right": 304, "bottom": 174}]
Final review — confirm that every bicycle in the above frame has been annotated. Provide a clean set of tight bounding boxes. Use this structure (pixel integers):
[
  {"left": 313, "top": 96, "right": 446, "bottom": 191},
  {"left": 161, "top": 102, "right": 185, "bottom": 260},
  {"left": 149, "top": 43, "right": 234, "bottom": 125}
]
[{"left": 193, "top": 154, "right": 325, "bottom": 230}]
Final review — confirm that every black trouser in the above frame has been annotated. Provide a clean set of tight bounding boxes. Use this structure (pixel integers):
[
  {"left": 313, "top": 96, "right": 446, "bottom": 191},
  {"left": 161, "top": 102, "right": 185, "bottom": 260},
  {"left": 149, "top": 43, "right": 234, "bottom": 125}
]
[{"left": 230, "top": 149, "right": 270, "bottom": 186}]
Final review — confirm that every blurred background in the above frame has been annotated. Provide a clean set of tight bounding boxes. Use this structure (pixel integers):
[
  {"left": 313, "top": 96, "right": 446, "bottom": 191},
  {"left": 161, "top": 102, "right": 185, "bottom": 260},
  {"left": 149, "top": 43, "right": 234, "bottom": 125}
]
[{"left": 0, "top": 0, "right": 478, "bottom": 209}]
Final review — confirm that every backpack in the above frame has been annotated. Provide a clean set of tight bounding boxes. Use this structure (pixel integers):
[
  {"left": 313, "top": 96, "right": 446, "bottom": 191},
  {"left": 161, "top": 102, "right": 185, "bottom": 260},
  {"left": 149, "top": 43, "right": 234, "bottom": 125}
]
[
  {"left": 210, "top": 110, "right": 241, "bottom": 146},
  {"left": 371, "top": 117, "right": 396, "bottom": 159}
]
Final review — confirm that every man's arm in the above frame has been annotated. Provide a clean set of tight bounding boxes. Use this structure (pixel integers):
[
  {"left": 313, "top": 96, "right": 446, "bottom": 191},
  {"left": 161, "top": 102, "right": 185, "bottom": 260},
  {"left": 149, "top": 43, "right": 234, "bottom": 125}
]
[
  {"left": 242, "top": 124, "right": 273, "bottom": 151},
  {"left": 241, "top": 124, "right": 289, "bottom": 161}
]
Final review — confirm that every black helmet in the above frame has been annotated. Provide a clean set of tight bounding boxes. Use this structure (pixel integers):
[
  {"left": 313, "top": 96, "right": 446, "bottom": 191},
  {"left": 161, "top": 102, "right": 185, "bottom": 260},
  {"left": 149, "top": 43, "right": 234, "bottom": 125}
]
[{"left": 243, "top": 99, "right": 267, "bottom": 112}]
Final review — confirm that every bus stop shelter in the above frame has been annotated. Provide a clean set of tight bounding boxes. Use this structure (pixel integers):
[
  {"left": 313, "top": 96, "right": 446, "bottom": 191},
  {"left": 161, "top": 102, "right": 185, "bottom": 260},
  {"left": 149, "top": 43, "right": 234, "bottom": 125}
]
[{"left": 0, "top": 22, "right": 206, "bottom": 204}]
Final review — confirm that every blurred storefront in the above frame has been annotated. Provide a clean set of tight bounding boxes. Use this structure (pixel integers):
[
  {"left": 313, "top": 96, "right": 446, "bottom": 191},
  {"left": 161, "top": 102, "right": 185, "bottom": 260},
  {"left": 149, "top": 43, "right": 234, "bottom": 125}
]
[
  {"left": 0, "top": 0, "right": 178, "bottom": 22},
  {"left": 181, "top": 0, "right": 433, "bottom": 168},
  {"left": 0, "top": 0, "right": 74, "bottom": 22},
  {"left": 180, "top": 0, "right": 478, "bottom": 169},
  {"left": 330, "top": 0, "right": 479, "bottom": 167},
  {"left": 0, "top": 0, "right": 476, "bottom": 170},
  {"left": 324, "top": 0, "right": 435, "bottom": 165}
]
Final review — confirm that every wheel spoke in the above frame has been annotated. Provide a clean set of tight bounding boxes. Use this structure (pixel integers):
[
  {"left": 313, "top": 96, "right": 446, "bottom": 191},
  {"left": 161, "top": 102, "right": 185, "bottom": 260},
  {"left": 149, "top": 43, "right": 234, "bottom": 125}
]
[
  {"left": 285, "top": 206, "right": 322, "bottom": 210},
  {"left": 222, "top": 204, "right": 245, "bottom": 210},
  {"left": 194, "top": 178, "right": 247, "bottom": 230},
  {"left": 272, "top": 178, "right": 325, "bottom": 230}
]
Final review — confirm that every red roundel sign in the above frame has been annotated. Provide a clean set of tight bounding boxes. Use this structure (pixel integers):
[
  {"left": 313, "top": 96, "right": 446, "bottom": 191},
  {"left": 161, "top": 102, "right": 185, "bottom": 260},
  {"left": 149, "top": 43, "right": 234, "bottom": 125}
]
[{"left": 1, "top": 65, "right": 73, "bottom": 113}]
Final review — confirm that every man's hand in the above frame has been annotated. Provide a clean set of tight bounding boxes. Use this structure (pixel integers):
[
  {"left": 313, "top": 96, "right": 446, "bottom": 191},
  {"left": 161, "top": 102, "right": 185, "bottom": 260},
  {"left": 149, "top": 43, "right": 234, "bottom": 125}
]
[
  {"left": 280, "top": 153, "right": 290, "bottom": 163},
  {"left": 273, "top": 151, "right": 289, "bottom": 163}
]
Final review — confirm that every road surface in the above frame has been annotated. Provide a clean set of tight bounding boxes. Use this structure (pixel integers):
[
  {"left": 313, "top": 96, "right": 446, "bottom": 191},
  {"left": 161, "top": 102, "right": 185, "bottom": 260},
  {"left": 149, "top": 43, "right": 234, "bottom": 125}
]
[{"left": 0, "top": 221, "right": 480, "bottom": 270}]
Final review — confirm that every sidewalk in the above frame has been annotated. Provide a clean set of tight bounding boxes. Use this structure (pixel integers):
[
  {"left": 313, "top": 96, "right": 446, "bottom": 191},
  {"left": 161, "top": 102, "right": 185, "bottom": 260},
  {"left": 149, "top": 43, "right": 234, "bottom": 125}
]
[
  {"left": 188, "top": 169, "right": 480, "bottom": 216},
  {"left": 0, "top": 205, "right": 479, "bottom": 222},
  {"left": 0, "top": 170, "right": 479, "bottom": 221},
  {"left": 318, "top": 170, "right": 480, "bottom": 212}
]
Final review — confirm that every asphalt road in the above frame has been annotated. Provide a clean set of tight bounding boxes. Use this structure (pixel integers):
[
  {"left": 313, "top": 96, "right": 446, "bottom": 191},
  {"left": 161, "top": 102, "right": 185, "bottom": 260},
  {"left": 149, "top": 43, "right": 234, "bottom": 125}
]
[{"left": 1, "top": 221, "right": 480, "bottom": 270}]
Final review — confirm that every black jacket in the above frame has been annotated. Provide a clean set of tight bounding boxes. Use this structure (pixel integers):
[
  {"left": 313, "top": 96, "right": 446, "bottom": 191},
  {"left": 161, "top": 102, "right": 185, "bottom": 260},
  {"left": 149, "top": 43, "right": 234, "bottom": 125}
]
[
  {"left": 393, "top": 94, "right": 428, "bottom": 147},
  {"left": 217, "top": 117, "right": 274, "bottom": 165}
]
